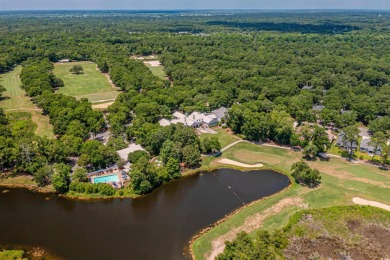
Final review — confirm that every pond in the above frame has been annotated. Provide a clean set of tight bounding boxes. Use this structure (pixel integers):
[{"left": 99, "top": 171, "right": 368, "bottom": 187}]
[{"left": 0, "top": 169, "right": 289, "bottom": 260}]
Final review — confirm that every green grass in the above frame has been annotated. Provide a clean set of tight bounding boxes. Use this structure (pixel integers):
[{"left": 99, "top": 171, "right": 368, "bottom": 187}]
[
  {"left": 0, "top": 66, "right": 55, "bottom": 138},
  {"left": 148, "top": 65, "right": 167, "bottom": 79},
  {"left": 193, "top": 141, "right": 390, "bottom": 259},
  {"left": 200, "top": 128, "right": 240, "bottom": 148},
  {"left": 142, "top": 59, "right": 169, "bottom": 80},
  {"left": 54, "top": 62, "right": 120, "bottom": 101}
]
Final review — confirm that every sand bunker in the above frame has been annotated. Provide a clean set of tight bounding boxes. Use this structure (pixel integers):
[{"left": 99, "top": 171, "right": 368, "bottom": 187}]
[
  {"left": 218, "top": 158, "right": 263, "bottom": 168},
  {"left": 144, "top": 60, "right": 161, "bottom": 67},
  {"left": 353, "top": 197, "right": 390, "bottom": 211}
]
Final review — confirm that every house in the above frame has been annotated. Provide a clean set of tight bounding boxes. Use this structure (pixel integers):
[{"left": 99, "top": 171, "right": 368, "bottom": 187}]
[
  {"left": 211, "top": 106, "right": 228, "bottom": 121},
  {"left": 360, "top": 138, "right": 381, "bottom": 155},
  {"left": 159, "top": 111, "right": 219, "bottom": 128},
  {"left": 335, "top": 132, "right": 358, "bottom": 150}
]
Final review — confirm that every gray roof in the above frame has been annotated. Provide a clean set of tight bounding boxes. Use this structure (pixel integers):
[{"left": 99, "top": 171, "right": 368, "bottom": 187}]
[
  {"left": 360, "top": 138, "right": 378, "bottom": 152},
  {"left": 336, "top": 132, "right": 357, "bottom": 148},
  {"left": 211, "top": 106, "right": 228, "bottom": 119},
  {"left": 312, "top": 105, "right": 325, "bottom": 112}
]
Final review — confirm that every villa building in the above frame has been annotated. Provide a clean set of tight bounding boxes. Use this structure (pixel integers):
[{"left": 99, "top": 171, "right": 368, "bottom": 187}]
[{"left": 159, "top": 108, "right": 228, "bottom": 128}]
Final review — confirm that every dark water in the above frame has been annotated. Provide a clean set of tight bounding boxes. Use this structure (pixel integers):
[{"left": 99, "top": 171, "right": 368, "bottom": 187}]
[{"left": 0, "top": 169, "right": 289, "bottom": 260}]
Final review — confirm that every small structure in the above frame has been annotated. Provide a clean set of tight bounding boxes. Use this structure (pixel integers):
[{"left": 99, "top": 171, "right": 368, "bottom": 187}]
[
  {"left": 312, "top": 105, "right": 325, "bottom": 112},
  {"left": 335, "top": 132, "right": 358, "bottom": 150},
  {"left": 117, "top": 144, "right": 145, "bottom": 161},
  {"left": 211, "top": 106, "right": 228, "bottom": 121},
  {"left": 59, "top": 59, "right": 70, "bottom": 63},
  {"left": 360, "top": 138, "right": 380, "bottom": 155}
]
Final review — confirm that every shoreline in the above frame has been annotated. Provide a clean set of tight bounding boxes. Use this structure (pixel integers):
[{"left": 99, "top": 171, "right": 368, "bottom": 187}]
[
  {"left": 1, "top": 165, "right": 288, "bottom": 201},
  {"left": 186, "top": 168, "right": 292, "bottom": 260}
]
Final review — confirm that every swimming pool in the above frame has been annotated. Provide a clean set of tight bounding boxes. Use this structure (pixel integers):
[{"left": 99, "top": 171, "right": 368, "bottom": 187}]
[{"left": 93, "top": 174, "right": 119, "bottom": 184}]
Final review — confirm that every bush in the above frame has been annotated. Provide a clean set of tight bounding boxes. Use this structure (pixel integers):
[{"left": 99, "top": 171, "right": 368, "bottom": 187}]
[
  {"left": 69, "top": 182, "right": 115, "bottom": 196},
  {"left": 291, "top": 160, "right": 321, "bottom": 188}
]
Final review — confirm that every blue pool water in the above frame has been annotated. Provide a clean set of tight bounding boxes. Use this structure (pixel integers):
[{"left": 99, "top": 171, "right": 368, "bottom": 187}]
[{"left": 93, "top": 174, "right": 119, "bottom": 184}]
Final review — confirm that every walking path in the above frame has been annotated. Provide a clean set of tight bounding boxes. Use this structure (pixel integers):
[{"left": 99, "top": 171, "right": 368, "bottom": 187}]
[
  {"left": 4, "top": 108, "right": 42, "bottom": 112},
  {"left": 220, "top": 140, "right": 245, "bottom": 152},
  {"left": 352, "top": 197, "right": 390, "bottom": 211}
]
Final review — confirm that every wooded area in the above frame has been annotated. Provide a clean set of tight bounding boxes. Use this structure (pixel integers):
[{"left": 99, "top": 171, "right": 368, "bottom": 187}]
[{"left": 0, "top": 10, "right": 389, "bottom": 195}]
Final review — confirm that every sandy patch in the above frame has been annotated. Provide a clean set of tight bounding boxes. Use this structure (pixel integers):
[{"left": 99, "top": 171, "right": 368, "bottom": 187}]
[
  {"left": 92, "top": 102, "right": 114, "bottom": 109},
  {"left": 206, "top": 197, "right": 304, "bottom": 260},
  {"left": 144, "top": 60, "right": 161, "bottom": 67},
  {"left": 353, "top": 197, "right": 390, "bottom": 211},
  {"left": 218, "top": 158, "right": 263, "bottom": 168}
]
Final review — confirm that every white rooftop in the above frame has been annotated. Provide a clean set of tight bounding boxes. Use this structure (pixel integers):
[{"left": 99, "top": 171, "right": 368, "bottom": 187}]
[{"left": 117, "top": 144, "right": 145, "bottom": 161}]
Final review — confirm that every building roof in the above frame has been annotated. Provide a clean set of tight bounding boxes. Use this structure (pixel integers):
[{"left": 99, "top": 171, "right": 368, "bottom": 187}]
[
  {"left": 302, "top": 86, "right": 313, "bottom": 90},
  {"left": 360, "top": 138, "right": 376, "bottom": 152},
  {"left": 312, "top": 105, "right": 325, "bottom": 112},
  {"left": 211, "top": 106, "right": 228, "bottom": 119},
  {"left": 173, "top": 111, "right": 186, "bottom": 119},
  {"left": 117, "top": 144, "right": 145, "bottom": 161},
  {"left": 336, "top": 132, "right": 357, "bottom": 148},
  {"left": 159, "top": 119, "right": 171, "bottom": 127}
]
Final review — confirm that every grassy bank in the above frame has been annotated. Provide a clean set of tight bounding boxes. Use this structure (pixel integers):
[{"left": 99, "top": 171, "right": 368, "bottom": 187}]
[{"left": 193, "top": 142, "right": 390, "bottom": 259}]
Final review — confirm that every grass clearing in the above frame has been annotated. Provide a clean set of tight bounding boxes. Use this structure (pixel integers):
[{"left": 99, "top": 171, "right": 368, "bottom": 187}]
[
  {"left": 54, "top": 62, "right": 121, "bottom": 102},
  {"left": 0, "top": 66, "right": 55, "bottom": 138},
  {"left": 193, "top": 141, "right": 390, "bottom": 259},
  {"left": 199, "top": 128, "right": 240, "bottom": 148}
]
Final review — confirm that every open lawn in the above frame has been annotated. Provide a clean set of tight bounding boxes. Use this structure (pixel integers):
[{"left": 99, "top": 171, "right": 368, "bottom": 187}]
[
  {"left": 193, "top": 141, "right": 390, "bottom": 259},
  {"left": 200, "top": 128, "right": 240, "bottom": 148},
  {"left": 140, "top": 57, "right": 170, "bottom": 81},
  {"left": 0, "top": 67, "right": 55, "bottom": 138},
  {"left": 54, "top": 62, "right": 121, "bottom": 102}
]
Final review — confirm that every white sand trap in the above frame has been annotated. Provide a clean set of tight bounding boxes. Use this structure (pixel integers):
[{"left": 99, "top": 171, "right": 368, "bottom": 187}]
[
  {"left": 219, "top": 158, "right": 263, "bottom": 168},
  {"left": 144, "top": 60, "right": 161, "bottom": 67},
  {"left": 353, "top": 197, "right": 390, "bottom": 211}
]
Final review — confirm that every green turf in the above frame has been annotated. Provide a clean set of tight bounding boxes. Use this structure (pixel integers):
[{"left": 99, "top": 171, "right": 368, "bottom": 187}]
[
  {"left": 200, "top": 128, "right": 240, "bottom": 148},
  {"left": 0, "top": 66, "right": 35, "bottom": 110},
  {"left": 0, "top": 66, "right": 55, "bottom": 138},
  {"left": 54, "top": 62, "right": 120, "bottom": 101},
  {"left": 192, "top": 142, "right": 390, "bottom": 259},
  {"left": 142, "top": 59, "right": 169, "bottom": 80}
]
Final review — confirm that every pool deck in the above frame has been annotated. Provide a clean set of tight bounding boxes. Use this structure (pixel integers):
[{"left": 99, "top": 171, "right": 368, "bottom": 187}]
[{"left": 89, "top": 168, "right": 129, "bottom": 189}]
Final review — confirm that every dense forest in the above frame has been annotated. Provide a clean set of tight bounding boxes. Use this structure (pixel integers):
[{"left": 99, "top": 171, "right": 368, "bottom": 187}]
[{"left": 0, "top": 10, "right": 389, "bottom": 195}]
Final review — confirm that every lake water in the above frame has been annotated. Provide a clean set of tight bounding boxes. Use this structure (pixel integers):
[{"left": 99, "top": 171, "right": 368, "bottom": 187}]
[{"left": 0, "top": 169, "right": 289, "bottom": 260}]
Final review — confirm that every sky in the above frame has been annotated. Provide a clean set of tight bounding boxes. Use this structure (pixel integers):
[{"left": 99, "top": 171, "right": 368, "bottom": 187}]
[{"left": 0, "top": 0, "right": 390, "bottom": 11}]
